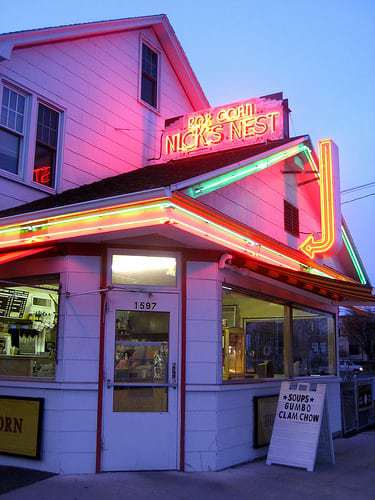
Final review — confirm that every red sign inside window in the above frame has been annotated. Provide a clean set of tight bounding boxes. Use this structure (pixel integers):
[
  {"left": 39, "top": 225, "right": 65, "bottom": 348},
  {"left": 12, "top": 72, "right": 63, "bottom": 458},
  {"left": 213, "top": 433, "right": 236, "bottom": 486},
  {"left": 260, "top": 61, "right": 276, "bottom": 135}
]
[{"left": 33, "top": 166, "right": 51, "bottom": 186}]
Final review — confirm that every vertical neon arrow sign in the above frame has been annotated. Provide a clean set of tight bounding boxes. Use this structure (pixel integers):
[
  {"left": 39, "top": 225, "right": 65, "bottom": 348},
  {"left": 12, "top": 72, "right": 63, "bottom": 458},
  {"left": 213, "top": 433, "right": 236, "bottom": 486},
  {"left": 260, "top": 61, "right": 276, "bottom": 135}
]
[{"left": 299, "top": 139, "right": 341, "bottom": 259}]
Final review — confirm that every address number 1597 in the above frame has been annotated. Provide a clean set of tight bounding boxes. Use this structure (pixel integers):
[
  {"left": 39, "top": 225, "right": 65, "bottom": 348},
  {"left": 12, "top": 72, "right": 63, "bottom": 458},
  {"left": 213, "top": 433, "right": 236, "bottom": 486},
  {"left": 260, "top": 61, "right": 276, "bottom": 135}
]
[{"left": 134, "top": 301, "right": 157, "bottom": 310}]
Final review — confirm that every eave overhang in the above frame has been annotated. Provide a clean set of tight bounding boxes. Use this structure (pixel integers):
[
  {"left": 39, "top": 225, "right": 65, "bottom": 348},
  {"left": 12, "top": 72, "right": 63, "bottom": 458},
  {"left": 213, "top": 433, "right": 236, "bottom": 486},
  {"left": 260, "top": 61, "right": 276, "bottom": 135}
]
[{"left": 0, "top": 188, "right": 361, "bottom": 285}]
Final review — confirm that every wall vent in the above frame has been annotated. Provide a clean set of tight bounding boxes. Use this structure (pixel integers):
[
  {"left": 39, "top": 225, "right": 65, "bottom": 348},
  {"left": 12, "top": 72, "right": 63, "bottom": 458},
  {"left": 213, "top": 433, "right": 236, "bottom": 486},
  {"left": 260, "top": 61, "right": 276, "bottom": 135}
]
[{"left": 284, "top": 200, "right": 300, "bottom": 237}]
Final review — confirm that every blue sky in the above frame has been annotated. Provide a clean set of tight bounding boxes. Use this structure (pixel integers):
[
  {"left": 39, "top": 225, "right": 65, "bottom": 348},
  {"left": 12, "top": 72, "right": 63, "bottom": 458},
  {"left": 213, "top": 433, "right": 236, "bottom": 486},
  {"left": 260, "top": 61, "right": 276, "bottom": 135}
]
[{"left": 1, "top": 0, "right": 375, "bottom": 282}]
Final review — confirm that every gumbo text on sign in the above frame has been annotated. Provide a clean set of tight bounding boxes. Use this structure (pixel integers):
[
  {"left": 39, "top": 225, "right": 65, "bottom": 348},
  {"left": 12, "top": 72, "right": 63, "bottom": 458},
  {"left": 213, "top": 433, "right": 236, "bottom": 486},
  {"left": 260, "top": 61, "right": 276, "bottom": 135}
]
[{"left": 279, "top": 392, "right": 320, "bottom": 423}]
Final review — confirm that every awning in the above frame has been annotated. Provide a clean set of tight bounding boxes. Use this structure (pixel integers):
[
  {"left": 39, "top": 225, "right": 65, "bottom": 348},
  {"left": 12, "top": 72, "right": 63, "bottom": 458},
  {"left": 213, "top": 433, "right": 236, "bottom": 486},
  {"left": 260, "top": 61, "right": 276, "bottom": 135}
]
[
  {"left": 230, "top": 255, "right": 375, "bottom": 305},
  {"left": 0, "top": 246, "right": 56, "bottom": 266}
]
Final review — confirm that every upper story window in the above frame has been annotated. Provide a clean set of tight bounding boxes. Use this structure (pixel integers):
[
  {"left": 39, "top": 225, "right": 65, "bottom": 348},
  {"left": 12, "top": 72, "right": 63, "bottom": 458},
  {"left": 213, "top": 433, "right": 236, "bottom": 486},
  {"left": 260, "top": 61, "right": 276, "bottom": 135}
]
[
  {"left": 284, "top": 200, "right": 300, "bottom": 237},
  {"left": 0, "top": 81, "right": 62, "bottom": 191},
  {"left": 0, "top": 86, "right": 26, "bottom": 175},
  {"left": 33, "top": 103, "right": 60, "bottom": 188},
  {"left": 141, "top": 43, "right": 158, "bottom": 109}
]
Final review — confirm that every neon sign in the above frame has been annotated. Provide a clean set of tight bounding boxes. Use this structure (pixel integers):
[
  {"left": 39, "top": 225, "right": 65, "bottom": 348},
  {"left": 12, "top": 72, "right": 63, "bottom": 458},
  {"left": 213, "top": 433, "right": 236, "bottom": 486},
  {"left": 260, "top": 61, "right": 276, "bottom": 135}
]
[
  {"left": 33, "top": 166, "right": 51, "bottom": 186},
  {"left": 299, "top": 139, "right": 341, "bottom": 259},
  {"left": 0, "top": 193, "right": 349, "bottom": 282},
  {"left": 164, "top": 97, "right": 285, "bottom": 158}
]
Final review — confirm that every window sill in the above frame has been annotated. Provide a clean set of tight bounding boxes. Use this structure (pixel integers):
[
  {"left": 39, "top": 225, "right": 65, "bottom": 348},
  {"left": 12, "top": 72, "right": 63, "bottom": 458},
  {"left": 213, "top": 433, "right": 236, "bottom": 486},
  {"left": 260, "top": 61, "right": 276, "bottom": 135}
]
[
  {"left": 0, "top": 376, "right": 55, "bottom": 383},
  {"left": 222, "top": 374, "right": 339, "bottom": 386},
  {"left": 29, "top": 180, "right": 56, "bottom": 195},
  {"left": 0, "top": 378, "right": 98, "bottom": 390},
  {"left": 186, "top": 376, "right": 341, "bottom": 392},
  {"left": 0, "top": 169, "right": 56, "bottom": 194},
  {"left": 0, "top": 169, "right": 23, "bottom": 184},
  {"left": 138, "top": 96, "right": 161, "bottom": 116}
]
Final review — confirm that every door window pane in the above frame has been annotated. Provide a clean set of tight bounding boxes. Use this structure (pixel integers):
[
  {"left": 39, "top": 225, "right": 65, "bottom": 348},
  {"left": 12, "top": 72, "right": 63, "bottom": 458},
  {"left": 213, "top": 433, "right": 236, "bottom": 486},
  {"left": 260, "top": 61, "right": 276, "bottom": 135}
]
[
  {"left": 222, "top": 289, "right": 285, "bottom": 380},
  {"left": 112, "top": 255, "right": 176, "bottom": 286},
  {"left": 113, "top": 387, "right": 167, "bottom": 412},
  {"left": 292, "top": 308, "right": 336, "bottom": 376},
  {"left": 114, "top": 310, "right": 169, "bottom": 384}
]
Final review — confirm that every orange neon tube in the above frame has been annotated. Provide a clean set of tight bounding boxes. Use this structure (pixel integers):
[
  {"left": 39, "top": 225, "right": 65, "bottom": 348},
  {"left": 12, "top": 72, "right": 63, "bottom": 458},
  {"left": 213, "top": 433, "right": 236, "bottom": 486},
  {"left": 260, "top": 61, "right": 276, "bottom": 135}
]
[{"left": 299, "top": 139, "right": 336, "bottom": 259}]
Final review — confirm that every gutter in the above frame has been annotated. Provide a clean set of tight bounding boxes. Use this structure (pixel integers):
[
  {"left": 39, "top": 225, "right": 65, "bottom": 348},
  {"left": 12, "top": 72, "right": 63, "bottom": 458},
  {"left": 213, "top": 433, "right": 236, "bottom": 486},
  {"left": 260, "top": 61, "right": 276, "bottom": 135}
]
[
  {"left": 0, "top": 187, "right": 168, "bottom": 226},
  {"left": 169, "top": 136, "right": 308, "bottom": 192}
]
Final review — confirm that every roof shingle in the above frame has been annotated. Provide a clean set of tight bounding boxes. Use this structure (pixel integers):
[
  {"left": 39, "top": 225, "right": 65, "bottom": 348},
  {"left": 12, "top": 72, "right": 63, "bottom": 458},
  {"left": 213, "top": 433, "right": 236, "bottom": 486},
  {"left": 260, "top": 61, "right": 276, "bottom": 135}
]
[{"left": 0, "top": 137, "right": 303, "bottom": 218}]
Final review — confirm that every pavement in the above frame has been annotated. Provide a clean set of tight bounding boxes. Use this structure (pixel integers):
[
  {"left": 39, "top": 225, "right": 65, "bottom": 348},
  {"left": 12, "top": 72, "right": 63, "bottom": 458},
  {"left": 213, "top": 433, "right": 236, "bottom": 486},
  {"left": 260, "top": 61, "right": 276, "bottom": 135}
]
[
  {"left": 0, "top": 467, "right": 54, "bottom": 496},
  {"left": 1, "top": 430, "right": 375, "bottom": 500}
]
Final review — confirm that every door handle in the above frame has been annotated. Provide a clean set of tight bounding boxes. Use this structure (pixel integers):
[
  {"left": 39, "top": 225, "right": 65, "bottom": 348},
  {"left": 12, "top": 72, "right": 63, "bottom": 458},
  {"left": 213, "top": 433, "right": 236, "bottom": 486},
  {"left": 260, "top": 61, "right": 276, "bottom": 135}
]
[
  {"left": 171, "top": 362, "right": 177, "bottom": 389},
  {"left": 106, "top": 378, "right": 113, "bottom": 389}
]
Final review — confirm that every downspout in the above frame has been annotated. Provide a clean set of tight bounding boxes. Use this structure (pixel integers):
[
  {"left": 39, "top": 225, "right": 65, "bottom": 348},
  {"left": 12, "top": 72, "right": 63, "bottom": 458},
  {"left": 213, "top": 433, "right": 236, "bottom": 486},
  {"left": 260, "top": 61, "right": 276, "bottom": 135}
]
[
  {"left": 179, "top": 253, "right": 231, "bottom": 470},
  {"left": 95, "top": 249, "right": 107, "bottom": 473},
  {"left": 179, "top": 255, "right": 187, "bottom": 471},
  {"left": 218, "top": 253, "right": 233, "bottom": 269}
]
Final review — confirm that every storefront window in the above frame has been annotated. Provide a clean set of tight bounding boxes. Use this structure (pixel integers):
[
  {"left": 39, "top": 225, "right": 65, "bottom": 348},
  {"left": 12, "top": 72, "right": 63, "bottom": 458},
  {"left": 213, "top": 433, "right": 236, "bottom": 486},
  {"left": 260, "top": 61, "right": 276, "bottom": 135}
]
[
  {"left": 292, "top": 307, "right": 336, "bottom": 376},
  {"left": 222, "top": 289, "right": 284, "bottom": 380},
  {"left": 0, "top": 276, "right": 59, "bottom": 379},
  {"left": 222, "top": 287, "right": 337, "bottom": 382}
]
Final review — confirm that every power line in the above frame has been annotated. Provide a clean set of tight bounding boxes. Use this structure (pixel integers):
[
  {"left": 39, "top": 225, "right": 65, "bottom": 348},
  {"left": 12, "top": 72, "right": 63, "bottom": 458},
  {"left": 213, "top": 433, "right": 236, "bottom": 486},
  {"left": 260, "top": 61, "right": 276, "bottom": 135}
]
[
  {"left": 341, "top": 180, "right": 375, "bottom": 195},
  {"left": 341, "top": 192, "right": 375, "bottom": 205}
]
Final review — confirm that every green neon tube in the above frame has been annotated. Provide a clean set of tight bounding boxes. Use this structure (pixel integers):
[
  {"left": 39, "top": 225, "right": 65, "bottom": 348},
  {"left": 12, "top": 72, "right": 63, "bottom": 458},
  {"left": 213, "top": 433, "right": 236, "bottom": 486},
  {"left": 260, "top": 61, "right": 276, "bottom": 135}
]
[
  {"left": 185, "top": 144, "right": 307, "bottom": 198},
  {"left": 342, "top": 227, "right": 367, "bottom": 284},
  {"left": 0, "top": 202, "right": 171, "bottom": 236}
]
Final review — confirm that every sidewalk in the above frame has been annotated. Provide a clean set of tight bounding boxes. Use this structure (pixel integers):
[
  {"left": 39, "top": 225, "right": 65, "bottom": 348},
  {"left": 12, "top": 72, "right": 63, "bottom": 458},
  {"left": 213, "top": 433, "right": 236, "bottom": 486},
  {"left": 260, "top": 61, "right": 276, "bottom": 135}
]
[{"left": 1, "top": 430, "right": 374, "bottom": 500}]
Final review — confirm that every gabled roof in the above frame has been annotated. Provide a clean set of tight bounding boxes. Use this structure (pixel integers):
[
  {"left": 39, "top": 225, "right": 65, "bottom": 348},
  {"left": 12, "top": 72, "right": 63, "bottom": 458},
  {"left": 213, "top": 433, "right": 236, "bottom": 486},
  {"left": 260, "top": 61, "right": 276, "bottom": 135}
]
[
  {"left": 0, "top": 137, "right": 301, "bottom": 219},
  {"left": 0, "top": 14, "right": 208, "bottom": 110}
]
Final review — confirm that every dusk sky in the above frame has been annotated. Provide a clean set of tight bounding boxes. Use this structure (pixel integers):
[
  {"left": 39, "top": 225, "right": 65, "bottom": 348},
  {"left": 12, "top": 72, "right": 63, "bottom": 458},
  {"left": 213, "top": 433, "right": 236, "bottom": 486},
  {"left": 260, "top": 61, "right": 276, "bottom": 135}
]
[{"left": 2, "top": 1, "right": 374, "bottom": 282}]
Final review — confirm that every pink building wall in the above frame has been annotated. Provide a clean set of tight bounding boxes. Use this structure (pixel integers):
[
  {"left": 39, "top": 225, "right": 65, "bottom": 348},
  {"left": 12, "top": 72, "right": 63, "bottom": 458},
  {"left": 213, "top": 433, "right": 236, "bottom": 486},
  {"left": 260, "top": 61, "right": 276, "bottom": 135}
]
[
  {"left": 200, "top": 160, "right": 355, "bottom": 277},
  {"left": 0, "top": 27, "right": 194, "bottom": 208}
]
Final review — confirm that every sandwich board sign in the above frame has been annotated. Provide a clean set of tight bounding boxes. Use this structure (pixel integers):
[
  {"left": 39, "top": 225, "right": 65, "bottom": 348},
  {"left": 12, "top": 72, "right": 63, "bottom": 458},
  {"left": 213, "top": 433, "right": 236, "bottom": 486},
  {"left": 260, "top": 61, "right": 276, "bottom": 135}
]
[{"left": 266, "top": 381, "right": 335, "bottom": 472}]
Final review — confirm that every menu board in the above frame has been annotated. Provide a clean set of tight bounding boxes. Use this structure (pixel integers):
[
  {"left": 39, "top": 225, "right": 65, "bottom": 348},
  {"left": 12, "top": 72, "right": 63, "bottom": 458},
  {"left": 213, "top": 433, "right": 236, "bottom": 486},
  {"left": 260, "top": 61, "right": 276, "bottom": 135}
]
[
  {"left": 0, "top": 289, "right": 29, "bottom": 319},
  {"left": 266, "top": 381, "right": 335, "bottom": 471}
]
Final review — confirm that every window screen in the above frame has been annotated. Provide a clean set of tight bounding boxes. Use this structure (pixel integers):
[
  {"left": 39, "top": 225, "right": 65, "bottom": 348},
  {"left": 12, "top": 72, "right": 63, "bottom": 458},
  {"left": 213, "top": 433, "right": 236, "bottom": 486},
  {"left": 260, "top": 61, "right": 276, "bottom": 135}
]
[
  {"left": 33, "top": 103, "right": 59, "bottom": 188},
  {"left": 0, "top": 86, "right": 25, "bottom": 175},
  {"left": 141, "top": 44, "right": 158, "bottom": 108}
]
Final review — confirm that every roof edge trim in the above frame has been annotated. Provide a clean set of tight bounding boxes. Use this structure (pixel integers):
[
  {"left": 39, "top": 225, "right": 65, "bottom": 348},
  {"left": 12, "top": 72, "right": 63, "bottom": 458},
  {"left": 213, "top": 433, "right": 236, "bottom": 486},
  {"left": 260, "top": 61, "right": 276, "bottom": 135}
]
[
  {"left": 169, "top": 136, "right": 309, "bottom": 192},
  {"left": 0, "top": 14, "right": 209, "bottom": 110},
  {"left": 0, "top": 187, "right": 168, "bottom": 226}
]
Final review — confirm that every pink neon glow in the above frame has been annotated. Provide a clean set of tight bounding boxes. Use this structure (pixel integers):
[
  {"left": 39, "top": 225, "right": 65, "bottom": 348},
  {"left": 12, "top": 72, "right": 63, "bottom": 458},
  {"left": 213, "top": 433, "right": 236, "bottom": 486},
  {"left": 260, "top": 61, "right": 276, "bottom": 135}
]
[{"left": 163, "top": 96, "right": 285, "bottom": 159}]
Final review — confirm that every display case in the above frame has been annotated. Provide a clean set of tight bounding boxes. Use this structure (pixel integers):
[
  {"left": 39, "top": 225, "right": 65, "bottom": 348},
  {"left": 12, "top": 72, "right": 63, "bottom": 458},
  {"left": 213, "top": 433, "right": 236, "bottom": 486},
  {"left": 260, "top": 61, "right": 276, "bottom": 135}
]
[
  {"left": 222, "top": 327, "right": 245, "bottom": 380},
  {"left": 0, "top": 282, "right": 58, "bottom": 379}
]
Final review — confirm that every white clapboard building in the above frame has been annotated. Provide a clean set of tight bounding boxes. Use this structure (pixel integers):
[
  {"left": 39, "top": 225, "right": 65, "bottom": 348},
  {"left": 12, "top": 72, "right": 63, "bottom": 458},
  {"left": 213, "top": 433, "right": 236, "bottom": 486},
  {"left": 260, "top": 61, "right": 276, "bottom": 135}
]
[{"left": 0, "top": 15, "right": 373, "bottom": 473}]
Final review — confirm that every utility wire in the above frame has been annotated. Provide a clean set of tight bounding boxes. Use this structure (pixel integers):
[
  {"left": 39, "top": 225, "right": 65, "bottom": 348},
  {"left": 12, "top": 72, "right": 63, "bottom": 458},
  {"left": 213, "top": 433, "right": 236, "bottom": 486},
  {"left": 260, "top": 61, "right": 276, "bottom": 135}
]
[
  {"left": 341, "top": 180, "right": 375, "bottom": 194},
  {"left": 341, "top": 192, "right": 375, "bottom": 205}
]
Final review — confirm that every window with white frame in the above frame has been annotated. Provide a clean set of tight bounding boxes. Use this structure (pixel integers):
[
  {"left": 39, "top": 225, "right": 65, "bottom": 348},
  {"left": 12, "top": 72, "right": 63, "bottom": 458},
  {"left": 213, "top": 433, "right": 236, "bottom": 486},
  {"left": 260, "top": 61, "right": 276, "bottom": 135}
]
[
  {"left": 33, "top": 103, "right": 60, "bottom": 188},
  {"left": 0, "top": 86, "right": 26, "bottom": 175},
  {"left": 0, "top": 81, "right": 62, "bottom": 190},
  {"left": 221, "top": 287, "right": 336, "bottom": 382},
  {"left": 140, "top": 43, "right": 159, "bottom": 109}
]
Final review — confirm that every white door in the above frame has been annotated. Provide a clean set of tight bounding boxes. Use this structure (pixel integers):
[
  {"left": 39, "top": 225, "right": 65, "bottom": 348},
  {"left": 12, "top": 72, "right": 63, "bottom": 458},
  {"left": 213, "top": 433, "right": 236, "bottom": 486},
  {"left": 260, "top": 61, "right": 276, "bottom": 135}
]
[{"left": 102, "top": 291, "right": 179, "bottom": 471}]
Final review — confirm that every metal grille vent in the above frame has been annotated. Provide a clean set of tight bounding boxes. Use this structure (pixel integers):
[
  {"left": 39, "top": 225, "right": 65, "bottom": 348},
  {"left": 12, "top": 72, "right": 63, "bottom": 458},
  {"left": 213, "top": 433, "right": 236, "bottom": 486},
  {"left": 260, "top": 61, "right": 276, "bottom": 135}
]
[{"left": 284, "top": 200, "right": 300, "bottom": 237}]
